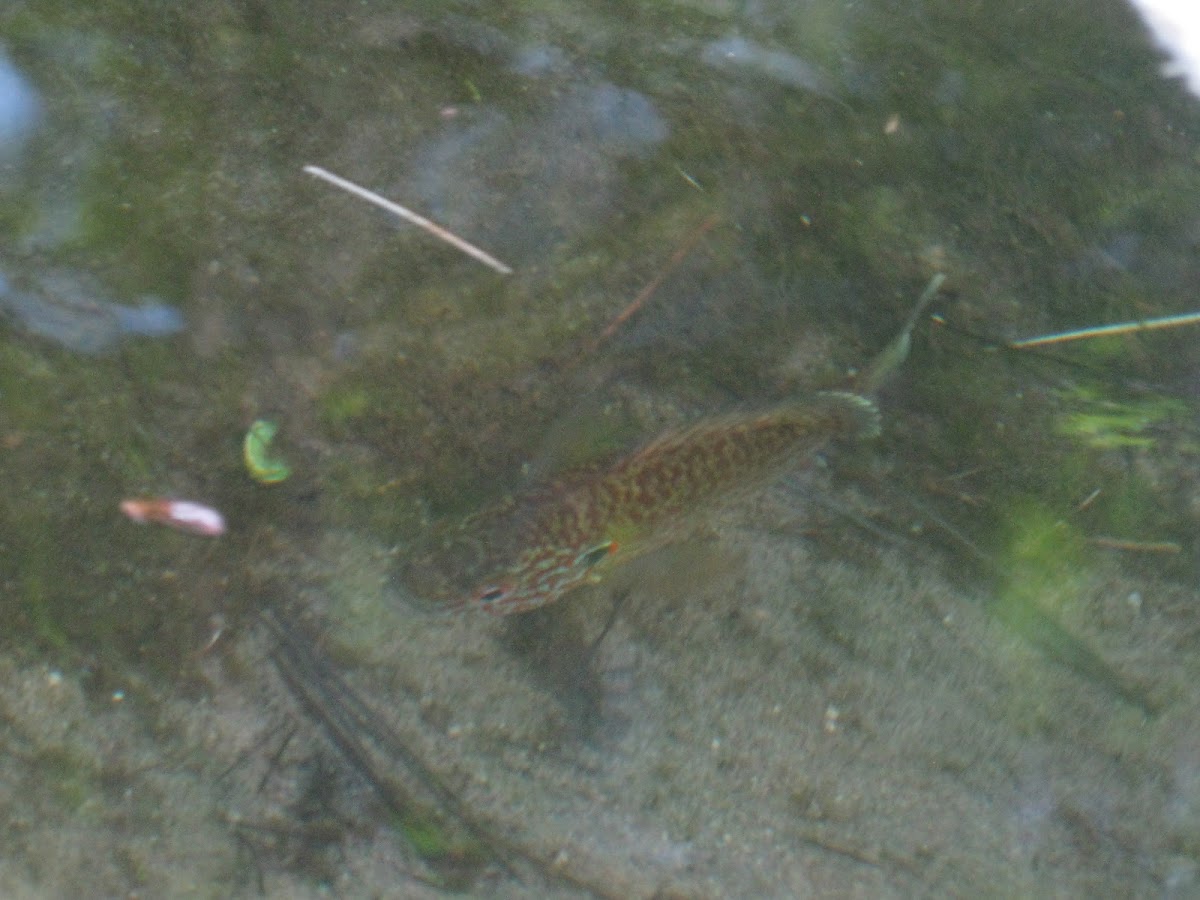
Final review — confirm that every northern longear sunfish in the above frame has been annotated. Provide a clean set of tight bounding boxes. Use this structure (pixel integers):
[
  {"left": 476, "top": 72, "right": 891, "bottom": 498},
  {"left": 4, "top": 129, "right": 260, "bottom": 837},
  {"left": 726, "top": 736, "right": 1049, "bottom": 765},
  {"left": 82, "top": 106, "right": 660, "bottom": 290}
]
[{"left": 445, "top": 275, "right": 944, "bottom": 615}]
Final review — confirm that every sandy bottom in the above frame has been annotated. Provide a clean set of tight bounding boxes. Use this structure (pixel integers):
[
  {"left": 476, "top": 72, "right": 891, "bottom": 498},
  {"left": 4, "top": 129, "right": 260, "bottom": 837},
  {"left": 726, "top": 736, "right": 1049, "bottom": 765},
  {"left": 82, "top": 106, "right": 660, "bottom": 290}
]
[{"left": 2, "top": 475, "right": 1195, "bottom": 899}]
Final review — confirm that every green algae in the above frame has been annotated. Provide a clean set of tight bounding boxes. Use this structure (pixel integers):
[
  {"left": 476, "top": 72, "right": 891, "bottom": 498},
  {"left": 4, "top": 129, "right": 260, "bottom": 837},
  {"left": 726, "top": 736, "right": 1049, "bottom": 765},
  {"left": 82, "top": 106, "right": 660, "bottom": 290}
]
[
  {"left": 243, "top": 419, "right": 291, "bottom": 483},
  {"left": 397, "top": 813, "right": 488, "bottom": 876},
  {"left": 318, "top": 382, "right": 373, "bottom": 434},
  {"left": 985, "top": 502, "right": 1156, "bottom": 713},
  {"left": 1056, "top": 383, "right": 1187, "bottom": 451}
]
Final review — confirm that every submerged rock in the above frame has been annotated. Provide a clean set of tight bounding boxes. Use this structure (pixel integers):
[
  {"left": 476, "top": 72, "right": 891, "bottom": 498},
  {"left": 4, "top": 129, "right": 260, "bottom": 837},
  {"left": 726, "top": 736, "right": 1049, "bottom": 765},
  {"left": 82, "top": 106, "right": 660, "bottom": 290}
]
[
  {"left": 0, "top": 264, "right": 184, "bottom": 354},
  {"left": 405, "top": 81, "right": 668, "bottom": 260},
  {"left": 0, "top": 50, "right": 40, "bottom": 160}
]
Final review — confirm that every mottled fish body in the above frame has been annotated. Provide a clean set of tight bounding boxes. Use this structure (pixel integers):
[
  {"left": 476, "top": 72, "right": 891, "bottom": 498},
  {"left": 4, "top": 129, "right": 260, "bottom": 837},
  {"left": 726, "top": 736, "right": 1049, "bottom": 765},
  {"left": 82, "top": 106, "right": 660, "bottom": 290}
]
[
  {"left": 457, "top": 391, "right": 879, "bottom": 615},
  {"left": 444, "top": 274, "right": 943, "bottom": 615}
]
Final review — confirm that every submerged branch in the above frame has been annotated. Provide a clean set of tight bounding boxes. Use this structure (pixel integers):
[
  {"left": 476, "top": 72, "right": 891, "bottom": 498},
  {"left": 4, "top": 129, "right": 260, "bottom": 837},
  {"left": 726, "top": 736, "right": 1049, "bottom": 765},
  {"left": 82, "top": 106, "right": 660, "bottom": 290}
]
[{"left": 260, "top": 607, "right": 622, "bottom": 898}]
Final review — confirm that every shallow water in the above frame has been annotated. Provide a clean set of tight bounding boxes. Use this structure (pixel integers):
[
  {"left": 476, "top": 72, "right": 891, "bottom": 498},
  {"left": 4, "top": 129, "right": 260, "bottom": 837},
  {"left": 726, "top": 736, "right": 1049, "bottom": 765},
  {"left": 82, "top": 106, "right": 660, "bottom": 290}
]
[{"left": 1, "top": 1, "right": 1199, "bottom": 896}]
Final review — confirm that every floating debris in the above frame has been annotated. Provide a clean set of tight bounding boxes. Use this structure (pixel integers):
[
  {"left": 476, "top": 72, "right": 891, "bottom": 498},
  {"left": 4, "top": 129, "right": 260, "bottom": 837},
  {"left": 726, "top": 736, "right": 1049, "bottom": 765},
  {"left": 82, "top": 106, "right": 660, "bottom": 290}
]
[
  {"left": 243, "top": 419, "right": 291, "bottom": 484},
  {"left": 303, "top": 165, "right": 513, "bottom": 275},
  {"left": 119, "top": 498, "right": 226, "bottom": 536},
  {"left": 594, "top": 213, "right": 719, "bottom": 347}
]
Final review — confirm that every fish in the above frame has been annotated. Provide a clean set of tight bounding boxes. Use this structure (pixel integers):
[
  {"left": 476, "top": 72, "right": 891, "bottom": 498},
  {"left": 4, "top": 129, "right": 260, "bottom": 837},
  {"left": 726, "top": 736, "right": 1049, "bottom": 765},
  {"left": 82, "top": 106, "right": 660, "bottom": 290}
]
[
  {"left": 443, "top": 275, "right": 944, "bottom": 615},
  {"left": 452, "top": 393, "right": 880, "bottom": 615}
]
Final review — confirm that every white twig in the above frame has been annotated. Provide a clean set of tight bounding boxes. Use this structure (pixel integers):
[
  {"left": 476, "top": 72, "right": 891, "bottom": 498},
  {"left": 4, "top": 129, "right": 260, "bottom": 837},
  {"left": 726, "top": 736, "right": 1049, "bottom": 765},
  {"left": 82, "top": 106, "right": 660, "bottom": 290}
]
[
  {"left": 1006, "top": 309, "right": 1200, "bottom": 349},
  {"left": 303, "top": 164, "right": 513, "bottom": 275}
]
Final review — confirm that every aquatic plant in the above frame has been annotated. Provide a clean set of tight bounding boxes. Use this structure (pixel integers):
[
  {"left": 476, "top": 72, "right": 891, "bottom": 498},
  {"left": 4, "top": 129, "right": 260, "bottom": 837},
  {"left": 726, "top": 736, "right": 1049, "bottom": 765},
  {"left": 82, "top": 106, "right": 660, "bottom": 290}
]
[{"left": 1056, "top": 383, "right": 1186, "bottom": 450}]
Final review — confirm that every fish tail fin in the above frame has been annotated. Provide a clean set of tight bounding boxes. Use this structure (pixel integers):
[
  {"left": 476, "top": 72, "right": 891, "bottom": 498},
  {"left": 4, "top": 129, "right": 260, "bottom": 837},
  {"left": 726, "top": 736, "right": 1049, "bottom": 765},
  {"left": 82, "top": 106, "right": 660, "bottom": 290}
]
[{"left": 817, "top": 390, "right": 882, "bottom": 440}]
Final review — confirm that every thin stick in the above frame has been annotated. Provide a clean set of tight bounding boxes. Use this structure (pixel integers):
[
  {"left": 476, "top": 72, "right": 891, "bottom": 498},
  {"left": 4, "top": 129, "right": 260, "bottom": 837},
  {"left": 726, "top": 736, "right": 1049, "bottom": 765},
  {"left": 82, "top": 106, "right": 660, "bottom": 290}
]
[
  {"left": 594, "top": 213, "right": 718, "bottom": 347},
  {"left": 303, "top": 164, "right": 513, "bottom": 275},
  {"left": 1088, "top": 536, "right": 1181, "bottom": 554},
  {"left": 1005, "top": 309, "right": 1200, "bottom": 349}
]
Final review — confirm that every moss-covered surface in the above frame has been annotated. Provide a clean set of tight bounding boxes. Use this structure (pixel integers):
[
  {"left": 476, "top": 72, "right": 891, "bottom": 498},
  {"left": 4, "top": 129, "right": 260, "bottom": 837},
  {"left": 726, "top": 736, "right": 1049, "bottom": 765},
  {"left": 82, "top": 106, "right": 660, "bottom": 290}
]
[{"left": 1, "top": 0, "right": 1199, "bottom": 895}]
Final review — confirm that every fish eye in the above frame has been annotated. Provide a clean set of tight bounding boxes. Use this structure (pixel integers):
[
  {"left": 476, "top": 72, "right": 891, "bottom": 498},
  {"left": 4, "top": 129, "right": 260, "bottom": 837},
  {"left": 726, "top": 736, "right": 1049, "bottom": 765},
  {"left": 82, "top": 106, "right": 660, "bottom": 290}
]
[{"left": 477, "top": 586, "right": 507, "bottom": 605}]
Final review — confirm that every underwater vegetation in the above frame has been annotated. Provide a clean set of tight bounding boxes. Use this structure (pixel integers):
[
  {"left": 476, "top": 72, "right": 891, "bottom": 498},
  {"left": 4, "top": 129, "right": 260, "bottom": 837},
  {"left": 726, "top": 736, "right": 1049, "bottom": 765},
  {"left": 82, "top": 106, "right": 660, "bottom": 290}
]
[{"left": 1055, "top": 383, "right": 1188, "bottom": 451}]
